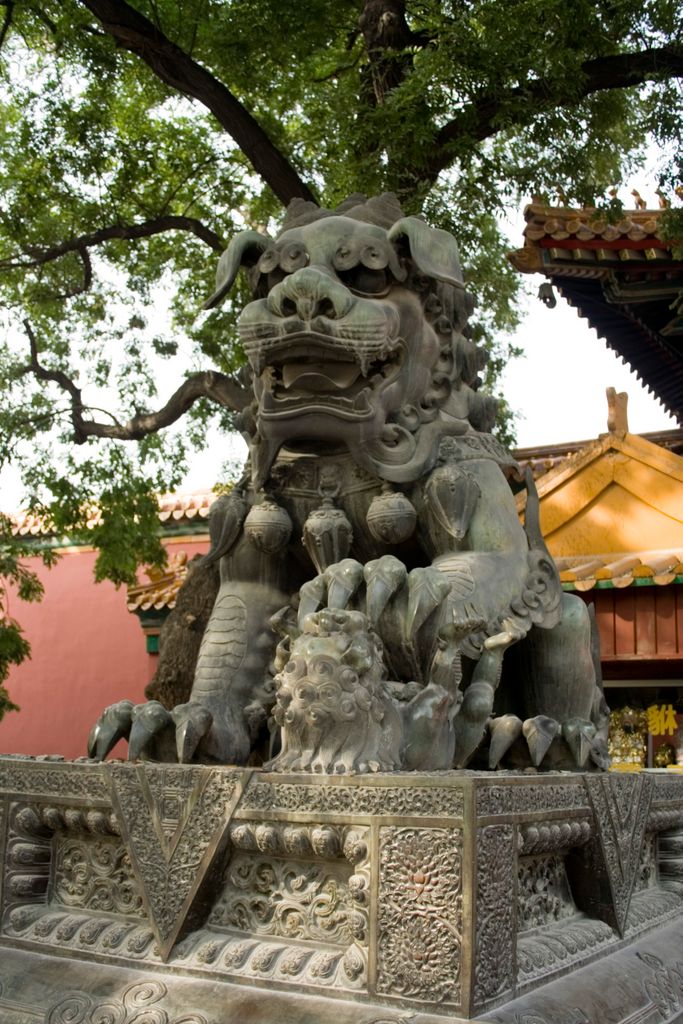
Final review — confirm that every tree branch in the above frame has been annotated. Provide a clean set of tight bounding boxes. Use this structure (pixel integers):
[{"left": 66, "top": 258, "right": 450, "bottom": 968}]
[
  {"left": 419, "top": 44, "right": 683, "bottom": 185},
  {"left": 21, "top": 320, "right": 87, "bottom": 441},
  {"left": 359, "top": 0, "right": 427, "bottom": 105},
  {"left": 52, "top": 245, "right": 93, "bottom": 300},
  {"left": 78, "top": 0, "right": 317, "bottom": 206},
  {"left": 0, "top": 1, "right": 14, "bottom": 50},
  {"left": 26, "top": 3, "right": 56, "bottom": 36},
  {"left": 20, "top": 319, "right": 249, "bottom": 444},
  {"left": 0, "top": 214, "right": 225, "bottom": 271}
]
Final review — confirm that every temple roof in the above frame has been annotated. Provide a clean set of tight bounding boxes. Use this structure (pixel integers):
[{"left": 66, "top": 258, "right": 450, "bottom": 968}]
[
  {"left": 517, "top": 390, "right": 683, "bottom": 591},
  {"left": 12, "top": 489, "right": 216, "bottom": 539},
  {"left": 514, "top": 426, "right": 683, "bottom": 480},
  {"left": 127, "top": 551, "right": 190, "bottom": 612},
  {"left": 554, "top": 551, "right": 683, "bottom": 592},
  {"left": 509, "top": 203, "right": 683, "bottom": 420}
]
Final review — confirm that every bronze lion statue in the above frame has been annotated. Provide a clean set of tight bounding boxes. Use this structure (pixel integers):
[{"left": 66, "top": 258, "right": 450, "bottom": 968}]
[{"left": 89, "top": 193, "right": 608, "bottom": 773}]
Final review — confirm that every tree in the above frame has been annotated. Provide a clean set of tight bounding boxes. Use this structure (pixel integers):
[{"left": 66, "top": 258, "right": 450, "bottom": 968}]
[{"left": 0, "top": 0, "right": 681, "bottom": 698}]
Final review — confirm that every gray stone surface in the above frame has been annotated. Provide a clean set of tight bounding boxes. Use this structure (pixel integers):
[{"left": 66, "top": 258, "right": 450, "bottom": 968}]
[
  {"left": 482, "top": 913, "right": 683, "bottom": 1024},
  {"left": 2, "top": 757, "right": 683, "bottom": 1021}
]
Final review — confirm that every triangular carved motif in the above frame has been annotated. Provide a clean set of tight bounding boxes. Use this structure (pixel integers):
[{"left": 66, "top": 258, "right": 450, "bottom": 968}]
[
  {"left": 584, "top": 773, "right": 653, "bottom": 935},
  {"left": 140, "top": 765, "right": 207, "bottom": 858},
  {"left": 107, "top": 763, "right": 249, "bottom": 959},
  {"left": 611, "top": 774, "right": 637, "bottom": 825}
]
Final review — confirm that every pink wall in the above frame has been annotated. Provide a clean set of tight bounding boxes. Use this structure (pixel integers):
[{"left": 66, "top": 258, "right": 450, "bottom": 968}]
[{"left": 0, "top": 538, "right": 208, "bottom": 759}]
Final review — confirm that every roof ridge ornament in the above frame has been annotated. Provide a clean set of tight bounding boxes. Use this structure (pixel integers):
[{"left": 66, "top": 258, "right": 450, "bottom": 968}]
[{"left": 606, "top": 386, "right": 629, "bottom": 437}]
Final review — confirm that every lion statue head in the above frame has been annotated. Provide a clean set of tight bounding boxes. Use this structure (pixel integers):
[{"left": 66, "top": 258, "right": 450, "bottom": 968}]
[
  {"left": 205, "top": 193, "right": 494, "bottom": 489},
  {"left": 267, "top": 607, "right": 402, "bottom": 774}
]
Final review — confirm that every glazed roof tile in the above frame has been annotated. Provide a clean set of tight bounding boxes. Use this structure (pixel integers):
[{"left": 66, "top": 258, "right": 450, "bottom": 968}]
[
  {"left": 157, "top": 491, "right": 215, "bottom": 523},
  {"left": 556, "top": 551, "right": 683, "bottom": 591},
  {"left": 12, "top": 489, "right": 217, "bottom": 538},
  {"left": 509, "top": 203, "right": 674, "bottom": 275},
  {"left": 126, "top": 551, "right": 190, "bottom": 612}
]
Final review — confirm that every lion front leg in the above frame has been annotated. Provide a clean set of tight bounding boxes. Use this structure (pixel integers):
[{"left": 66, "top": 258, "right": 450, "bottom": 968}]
[{"left": 186, "top": 574, "right": 291, "bottom": 764}]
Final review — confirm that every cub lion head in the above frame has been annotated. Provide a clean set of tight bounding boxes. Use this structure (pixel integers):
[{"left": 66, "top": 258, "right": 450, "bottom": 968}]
[{"left": 267, "top": 607, "right": 401, "bottom": 774}]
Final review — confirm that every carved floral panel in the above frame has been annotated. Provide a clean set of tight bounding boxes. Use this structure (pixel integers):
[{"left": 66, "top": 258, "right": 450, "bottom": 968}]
[
  {"left": 474, "top": 824, "right": 515, "bottom": 1006},
  {"left": 209, "top": 852, "right": 356, "bottom": 945},
  {"left": 376, "top": 826, "right": 463, "bottom": 1005},
  {"left": 53, "top": 834, "right": 144, "bottom": 918},
  {"left": 517, "top": 853, "right": 576, "bottom": 932}
]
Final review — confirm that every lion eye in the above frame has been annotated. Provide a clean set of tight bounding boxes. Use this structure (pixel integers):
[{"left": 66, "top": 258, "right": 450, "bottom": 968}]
[
  {"left": 333, "top": 243, "right": 357, "bottom": 271},
  {"left": 280, "top": 243, "right": 309, "bottom": 273},
  {"left": 359, "top": 244, "right": 387, "bottom": 270},
  {"left": 258, "top": 248, "right": 280, "bottom": 274}
]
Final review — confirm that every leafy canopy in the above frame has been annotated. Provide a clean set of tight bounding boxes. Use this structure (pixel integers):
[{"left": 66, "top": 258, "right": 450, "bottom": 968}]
[{"left": 0, "top": 0, "right": 680, "bottom": 613}]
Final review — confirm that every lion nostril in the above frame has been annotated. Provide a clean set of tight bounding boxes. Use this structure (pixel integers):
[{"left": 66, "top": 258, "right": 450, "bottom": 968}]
[
  {"left": 297, "top": 297, "right": 316, "bottom": 321},
  {"left": 271, "top": 267, "right": 355, "bottom": 324}
]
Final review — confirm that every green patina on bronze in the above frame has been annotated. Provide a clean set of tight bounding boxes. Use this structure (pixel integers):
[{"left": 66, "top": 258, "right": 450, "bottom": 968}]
[{"left": 89, "top": 196, "right": 609, "bottom": 776}]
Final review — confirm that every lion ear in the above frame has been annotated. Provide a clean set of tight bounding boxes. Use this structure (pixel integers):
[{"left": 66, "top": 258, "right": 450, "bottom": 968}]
[
  {"left": 203, "top": 230, "right": 271, "bottom": 309},
  {"left": 388, "top": 217, "right": 465, "bottom": 290}
]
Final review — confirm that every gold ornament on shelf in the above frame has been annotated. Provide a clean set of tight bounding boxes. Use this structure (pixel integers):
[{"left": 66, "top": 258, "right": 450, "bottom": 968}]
[
  {"left": 655, "top": 743, "right": 677, "bottom": 768},
  {"left": 608, "top": 706, "right": 648, "bottom": 769}
]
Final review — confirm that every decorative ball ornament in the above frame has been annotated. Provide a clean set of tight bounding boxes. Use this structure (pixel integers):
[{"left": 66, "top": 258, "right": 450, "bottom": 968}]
[
  {"left": 366, "top": 487, "right": 417, "bottom": 545},
  {"left": 302, "top": 499, "right": 353, "bottom": 574},
  {"left": 244, "top": 498, "right": 292, "bottom": 553}
]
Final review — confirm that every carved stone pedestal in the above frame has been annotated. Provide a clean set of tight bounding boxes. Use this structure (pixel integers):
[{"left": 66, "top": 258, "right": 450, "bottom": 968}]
[{"left": 1, "top": 756, "right": 683, "bottom": 1023}]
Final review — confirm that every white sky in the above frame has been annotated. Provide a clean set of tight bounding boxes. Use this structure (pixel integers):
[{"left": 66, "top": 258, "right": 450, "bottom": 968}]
[{"left": 500, "top": 290, "right": 677, "bottom": 449}]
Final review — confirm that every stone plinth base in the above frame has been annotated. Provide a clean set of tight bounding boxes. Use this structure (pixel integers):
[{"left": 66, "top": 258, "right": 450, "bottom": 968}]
[{"left": 1, "top": 757, "right": 682, "bottom": 1022}]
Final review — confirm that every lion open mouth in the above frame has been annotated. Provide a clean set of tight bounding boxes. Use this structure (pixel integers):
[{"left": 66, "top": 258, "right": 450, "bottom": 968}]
[{"left": 256, "top": 333, "right": 404, "bottom": 418}]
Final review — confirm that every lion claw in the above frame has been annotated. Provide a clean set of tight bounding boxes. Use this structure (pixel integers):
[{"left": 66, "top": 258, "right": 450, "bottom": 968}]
[
  {"left": 87, "top": 700, "right": 134, "bottom": 761},
  {"left": 324, "top": 558, "right": 364, "bottom": 609},
  {"left": 172, "top": 703, "right": 214, "bottom": 763},
  {"left": 363, "top": 556, "right": 406, "bottom": 623},
  {"left": 128, "top": 701, "right": 174, "bottom": 761},
  {"left": 523, "top": 715, "right": 560, "bottom": 767},
  {"left": 488, "top": 714, "right": 523, "bottom": 769}
]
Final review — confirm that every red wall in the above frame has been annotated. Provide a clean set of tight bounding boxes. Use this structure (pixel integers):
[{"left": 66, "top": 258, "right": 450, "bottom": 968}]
[
  {"left": 577, "top": 587, "right": 683, "bottom": 680},
  {"left": 0, "top": 538, "right": 207, "bottom": 759}
]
